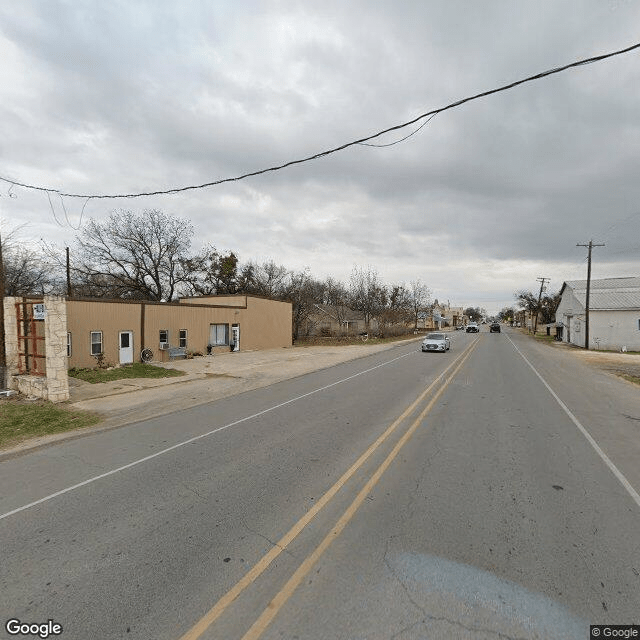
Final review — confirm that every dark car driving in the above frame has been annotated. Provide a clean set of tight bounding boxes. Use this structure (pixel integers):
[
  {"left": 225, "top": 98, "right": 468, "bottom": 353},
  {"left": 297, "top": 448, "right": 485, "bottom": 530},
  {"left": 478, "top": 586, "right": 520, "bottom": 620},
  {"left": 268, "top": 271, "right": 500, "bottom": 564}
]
[{"left": 489, "top": 322, "right": 501, "bottom": 333}]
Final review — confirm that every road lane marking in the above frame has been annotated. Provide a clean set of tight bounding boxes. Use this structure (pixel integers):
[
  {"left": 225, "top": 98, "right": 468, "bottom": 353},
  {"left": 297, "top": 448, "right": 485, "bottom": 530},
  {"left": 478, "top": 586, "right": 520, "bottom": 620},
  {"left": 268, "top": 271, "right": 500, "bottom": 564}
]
[
  {"left": 507, "top": 335, "right": 640, "bottom": 510},
  {"left": 178, "top": 339, "right": 480, "bottom": 640},
  {"left": 0, "top": 345, "right": 421, "bottom": 522},
  {"left": 238, "top": 337, "right": 480, "bottom": 640}
]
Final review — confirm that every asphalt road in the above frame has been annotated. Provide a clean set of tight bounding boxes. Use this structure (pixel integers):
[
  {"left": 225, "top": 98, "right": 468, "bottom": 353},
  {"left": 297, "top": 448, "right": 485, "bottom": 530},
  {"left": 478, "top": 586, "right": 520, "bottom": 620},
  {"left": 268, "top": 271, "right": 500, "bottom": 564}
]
[{"left": 1, "top": 329, "right": 639, "bottom": 640}]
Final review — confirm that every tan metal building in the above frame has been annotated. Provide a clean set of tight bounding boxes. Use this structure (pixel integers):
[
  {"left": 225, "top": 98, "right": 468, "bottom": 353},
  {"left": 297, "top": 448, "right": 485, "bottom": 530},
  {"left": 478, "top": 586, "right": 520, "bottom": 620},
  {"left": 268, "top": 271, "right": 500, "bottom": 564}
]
[{"left": 66, "top": 295, "right": 292, "bottom": 369}]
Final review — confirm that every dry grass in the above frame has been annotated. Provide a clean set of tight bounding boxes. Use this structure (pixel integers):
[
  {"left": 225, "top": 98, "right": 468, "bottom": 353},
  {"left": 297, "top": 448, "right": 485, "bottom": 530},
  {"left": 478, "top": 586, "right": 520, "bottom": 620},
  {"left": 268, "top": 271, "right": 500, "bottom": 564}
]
[
  {"left": 0, "top": 398, "right": 101, "bottom": 449},
  {"left": 69, "top": 362, "right": 184, "bottom": 384}
]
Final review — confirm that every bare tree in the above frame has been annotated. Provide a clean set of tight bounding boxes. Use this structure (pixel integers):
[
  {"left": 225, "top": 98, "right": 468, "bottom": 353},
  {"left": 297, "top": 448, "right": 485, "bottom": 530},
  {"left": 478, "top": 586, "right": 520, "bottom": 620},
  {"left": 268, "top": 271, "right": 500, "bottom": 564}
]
[
  {"left": 2, "top": 229, "right": 56, "bottom": 295},
  {"left": 408, "top": 279, "right": 431, "bottom": 330},
  {"left": 349, "top": 265, "right": 384, "bottom": 331},
  {"left": 283, "top": 269, "right": 324, "bottom": 341},
  {"left": 75, "top": 209, "right": 194, "bottom": 300},
  {"left": 515, "top": 290, "right": 560, "bottom": 325},
  {"left": 322, "top": 276, "right": 350, "bottom": 333},
  {"left": 247, "top": 260, "right": 289, "bottom": 298},
  {"left": 376, "top": 284, "right": 413, "bottom": 337}
]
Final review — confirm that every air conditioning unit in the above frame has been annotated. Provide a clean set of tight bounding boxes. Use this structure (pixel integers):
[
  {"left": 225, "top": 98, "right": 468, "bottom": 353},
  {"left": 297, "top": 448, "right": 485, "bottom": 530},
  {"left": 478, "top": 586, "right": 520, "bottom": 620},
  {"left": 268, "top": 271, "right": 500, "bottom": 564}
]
[{"left": 159, "top": 343, "right": 170, "bottom": 350}]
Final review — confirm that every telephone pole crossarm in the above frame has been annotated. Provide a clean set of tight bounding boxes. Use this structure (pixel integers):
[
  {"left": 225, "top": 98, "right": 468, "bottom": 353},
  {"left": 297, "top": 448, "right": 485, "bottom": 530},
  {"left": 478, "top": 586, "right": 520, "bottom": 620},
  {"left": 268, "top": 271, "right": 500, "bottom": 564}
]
[{"left": 534, "top": 277, "right": 550, "bottom": 334}]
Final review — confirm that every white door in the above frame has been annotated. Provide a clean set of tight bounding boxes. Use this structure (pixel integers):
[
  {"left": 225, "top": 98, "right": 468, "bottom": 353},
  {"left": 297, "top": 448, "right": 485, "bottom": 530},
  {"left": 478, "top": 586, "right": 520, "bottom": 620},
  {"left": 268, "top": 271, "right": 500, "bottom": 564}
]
[
  {"left": 231, "top": 324, "right": 240, "bottom": 351},
  {"left": 119, "top": 331, "right": 134, "bottom": 364}
]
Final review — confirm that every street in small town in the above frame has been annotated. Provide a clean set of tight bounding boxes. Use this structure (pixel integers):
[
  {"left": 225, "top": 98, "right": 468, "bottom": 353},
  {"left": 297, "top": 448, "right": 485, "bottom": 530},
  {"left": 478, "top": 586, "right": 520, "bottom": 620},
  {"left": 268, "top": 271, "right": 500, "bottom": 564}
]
[
  {"left": 1, "top": 328, "right": 639, "bottom": 639},
  {"left": 2, "top": 5, "right": 640, "bottom": 640}
]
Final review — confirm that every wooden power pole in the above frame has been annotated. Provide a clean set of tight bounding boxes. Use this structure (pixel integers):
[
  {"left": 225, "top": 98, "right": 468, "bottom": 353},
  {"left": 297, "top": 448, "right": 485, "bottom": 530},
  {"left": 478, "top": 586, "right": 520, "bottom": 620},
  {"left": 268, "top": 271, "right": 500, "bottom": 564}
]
[
  {"left": 576, "top": 240, "right": 605, "bottom": 350},
  {"left": 66, "top": 246, "right": 72, "bottom": 297},
  {"left": 533, "top": 277, "right": 549, "bottom": 334}
]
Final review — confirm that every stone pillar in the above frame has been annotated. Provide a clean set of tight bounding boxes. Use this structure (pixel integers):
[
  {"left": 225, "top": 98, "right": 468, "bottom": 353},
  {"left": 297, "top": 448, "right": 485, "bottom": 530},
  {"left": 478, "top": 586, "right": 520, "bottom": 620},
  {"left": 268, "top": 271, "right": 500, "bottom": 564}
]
[
  {"left": 43, "top": 296, "right": 69, "bottom": 402},
  {"left": 3, "top": 296, "right": 19, "bottom": 389},
  {"left": 2, "top": 296, "right": 69, "bottom": 402}
]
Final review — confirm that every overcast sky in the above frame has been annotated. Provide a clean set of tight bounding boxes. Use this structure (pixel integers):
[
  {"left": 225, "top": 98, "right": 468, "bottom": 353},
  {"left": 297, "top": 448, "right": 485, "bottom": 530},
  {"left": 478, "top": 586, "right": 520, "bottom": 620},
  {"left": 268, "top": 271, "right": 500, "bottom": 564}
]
[{"left": 1, "top": 1, "right": 639, "bottom": 313}]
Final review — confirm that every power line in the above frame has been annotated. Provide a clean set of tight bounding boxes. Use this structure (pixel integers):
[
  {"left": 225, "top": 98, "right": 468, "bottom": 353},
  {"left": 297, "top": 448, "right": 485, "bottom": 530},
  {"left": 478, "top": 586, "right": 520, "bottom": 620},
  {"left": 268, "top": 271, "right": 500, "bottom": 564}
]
[
  {"left": 357, "top": 114, "right": 438, "bottom": 147},
  {"left": 1, "top": 41, "right": 639, "bottom": 200},
  {"left": 533, "top": 276, "right": 550, "bottom": 334}
]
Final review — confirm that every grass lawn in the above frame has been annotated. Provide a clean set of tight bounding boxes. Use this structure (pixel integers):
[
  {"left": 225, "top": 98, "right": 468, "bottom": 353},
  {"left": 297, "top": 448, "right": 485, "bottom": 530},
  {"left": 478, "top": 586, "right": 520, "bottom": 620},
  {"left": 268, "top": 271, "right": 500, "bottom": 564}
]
[
  {"left": 68, "top": 362, "right": 184, "bottom": 384},
  {"left": 531, "top": 332, "right": 557, "bottom": 344},
  {"left": 0, "top": 400, "right": 101, "bottom": 449}
]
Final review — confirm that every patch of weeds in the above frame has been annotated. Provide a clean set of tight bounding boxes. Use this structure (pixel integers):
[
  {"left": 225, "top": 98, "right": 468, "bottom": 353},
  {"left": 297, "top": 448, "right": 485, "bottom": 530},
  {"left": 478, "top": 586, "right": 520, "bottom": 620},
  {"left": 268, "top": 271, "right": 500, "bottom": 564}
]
[
  {"left": 0, "top": 399, "right": 101, "bottom": 448},
  {"left": 531, "top": 332, "right": 557, "bottom": 344},
  {"left": 619, "top": 373, "right": 640, "bottom": 386},
  {"left": 68, "top": 362, "right": 184, "bottom": 384}
]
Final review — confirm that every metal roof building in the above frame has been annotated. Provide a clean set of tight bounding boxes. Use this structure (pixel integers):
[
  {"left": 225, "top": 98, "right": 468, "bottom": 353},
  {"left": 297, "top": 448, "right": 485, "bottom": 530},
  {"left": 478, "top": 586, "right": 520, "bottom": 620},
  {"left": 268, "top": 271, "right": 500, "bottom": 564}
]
[
  {"left": 560, "top": 277, "right": 640, "bottom": 310},
  {"left": 556, "top": 277, "right": 640, "bottom": 350}
]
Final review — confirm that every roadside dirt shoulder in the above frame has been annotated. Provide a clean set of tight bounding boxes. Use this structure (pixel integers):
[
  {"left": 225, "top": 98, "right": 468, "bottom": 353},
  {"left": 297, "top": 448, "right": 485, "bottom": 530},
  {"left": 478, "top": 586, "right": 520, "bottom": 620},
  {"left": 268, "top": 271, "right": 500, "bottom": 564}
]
[{"left": 528, "top": 332, "right": 640, "bottom": 381}]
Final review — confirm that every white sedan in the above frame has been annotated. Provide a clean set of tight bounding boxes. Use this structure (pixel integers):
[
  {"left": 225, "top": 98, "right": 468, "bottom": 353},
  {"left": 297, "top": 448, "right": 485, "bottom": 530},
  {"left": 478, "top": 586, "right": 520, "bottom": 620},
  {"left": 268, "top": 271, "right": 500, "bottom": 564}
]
[{"left": 421, "top": 332, "right": 451, "bottom": 352}]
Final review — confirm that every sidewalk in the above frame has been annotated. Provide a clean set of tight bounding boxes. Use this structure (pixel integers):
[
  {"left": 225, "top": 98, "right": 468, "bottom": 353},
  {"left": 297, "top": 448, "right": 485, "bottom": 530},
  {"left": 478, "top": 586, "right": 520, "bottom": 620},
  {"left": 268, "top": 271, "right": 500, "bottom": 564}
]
[{"left": 69, "top": 339, "right": 421, "bottom": 427}]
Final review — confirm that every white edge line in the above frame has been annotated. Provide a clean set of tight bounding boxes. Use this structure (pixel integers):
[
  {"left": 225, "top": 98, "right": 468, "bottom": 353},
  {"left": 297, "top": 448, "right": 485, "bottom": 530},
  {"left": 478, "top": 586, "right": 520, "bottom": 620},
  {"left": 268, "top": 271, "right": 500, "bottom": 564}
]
[
  {"left": 0, "top": 348, "right": 419, "bottom": 522},
  {"left": 507, "top": 334, "right": 640, "bottom": 509}
]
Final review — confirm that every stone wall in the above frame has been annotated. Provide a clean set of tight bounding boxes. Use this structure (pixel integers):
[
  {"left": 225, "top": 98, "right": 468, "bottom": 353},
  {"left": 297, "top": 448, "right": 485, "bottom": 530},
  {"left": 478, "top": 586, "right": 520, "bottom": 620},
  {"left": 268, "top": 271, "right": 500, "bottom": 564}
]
[{"left": 3, "top": 296, "right": 69, "bottom": 402}]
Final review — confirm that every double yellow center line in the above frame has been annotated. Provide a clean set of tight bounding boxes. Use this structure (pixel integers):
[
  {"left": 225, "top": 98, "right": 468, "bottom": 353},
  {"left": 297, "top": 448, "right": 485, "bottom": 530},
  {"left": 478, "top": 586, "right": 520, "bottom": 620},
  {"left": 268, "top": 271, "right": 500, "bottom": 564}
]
[{"left": 180, "top": 337, "right": 480, "bottom": 640}]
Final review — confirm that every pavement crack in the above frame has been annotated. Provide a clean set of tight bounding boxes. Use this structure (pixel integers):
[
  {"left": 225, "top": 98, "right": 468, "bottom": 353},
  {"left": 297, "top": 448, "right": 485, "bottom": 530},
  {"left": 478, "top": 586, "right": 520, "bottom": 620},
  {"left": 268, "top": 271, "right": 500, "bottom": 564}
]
[
  {"left": 383, "top": 541, "right": 530, "bottom": 640},
  {"left": 383, "top": 538, "right": 426, "bottom": 619},
  {"left": 241, "top": 520, "right": 295, "bottom": 557}
]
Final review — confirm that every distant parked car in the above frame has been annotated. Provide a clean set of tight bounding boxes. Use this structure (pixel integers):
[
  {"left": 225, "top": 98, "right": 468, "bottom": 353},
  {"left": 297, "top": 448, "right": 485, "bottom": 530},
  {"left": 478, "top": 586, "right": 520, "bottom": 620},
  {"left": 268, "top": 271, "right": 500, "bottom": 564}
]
[
  {"left": 456, "top": 325, "right": 466, "bottom": 330},
  {"left": 466, "top": 323, "right": 479, "bottom": 333},
  {"left": 421, "top": 332, "right": 451, "bottom": 352},
  {"left": 489, "top": 322, "right": 501, "bottom": 333}
]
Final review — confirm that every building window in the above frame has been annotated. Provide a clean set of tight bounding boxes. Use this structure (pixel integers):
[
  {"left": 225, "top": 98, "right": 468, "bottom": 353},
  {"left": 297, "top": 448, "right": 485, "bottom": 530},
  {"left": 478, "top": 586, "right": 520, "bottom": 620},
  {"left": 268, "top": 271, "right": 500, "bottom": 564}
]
[
  {"left": 179, "top": 329, "right": 187, "bottom": 348},
  {"left": 211, "top": 324, "right": 229, "bottom": 345},
  {"left": 159, "top": 329, "right": 169, "bottom": 346},
  {"left": 67, "top": 332, "right": 72, "bottom": 357},
  {"left": 638, "top": 318, "right": 640, "bottom": 331},
  {"left": 90, "top": 331, "right": 103, "bottom": 356}
]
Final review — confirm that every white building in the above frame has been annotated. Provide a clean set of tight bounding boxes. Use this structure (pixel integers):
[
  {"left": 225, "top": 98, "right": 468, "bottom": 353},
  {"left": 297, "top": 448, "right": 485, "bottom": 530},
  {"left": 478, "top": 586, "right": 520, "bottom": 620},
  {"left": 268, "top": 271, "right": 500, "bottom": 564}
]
[{"left": 555, "top": 277, "right": 640, "bottom": 350}]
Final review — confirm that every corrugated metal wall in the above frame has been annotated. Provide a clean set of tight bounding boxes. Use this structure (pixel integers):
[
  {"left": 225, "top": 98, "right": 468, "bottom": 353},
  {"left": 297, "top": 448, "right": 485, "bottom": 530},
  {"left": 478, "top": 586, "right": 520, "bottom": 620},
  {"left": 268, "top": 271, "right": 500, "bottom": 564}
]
[{"left": 66, "top": 297, "right": 292, "bottom": 369}]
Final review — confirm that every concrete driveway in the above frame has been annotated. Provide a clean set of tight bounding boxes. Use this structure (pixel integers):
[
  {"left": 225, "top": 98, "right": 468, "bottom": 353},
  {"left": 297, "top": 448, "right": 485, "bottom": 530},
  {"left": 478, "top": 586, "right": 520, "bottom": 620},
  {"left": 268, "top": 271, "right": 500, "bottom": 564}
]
[{"left": 69, "top": 339, "right": 422, "bottom": 427}]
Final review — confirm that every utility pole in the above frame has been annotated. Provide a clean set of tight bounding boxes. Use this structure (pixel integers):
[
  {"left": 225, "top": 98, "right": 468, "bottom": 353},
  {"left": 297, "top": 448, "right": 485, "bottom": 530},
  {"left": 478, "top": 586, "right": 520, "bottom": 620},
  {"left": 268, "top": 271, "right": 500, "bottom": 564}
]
[
  {"left": 577, "top": 240, "right": 605, "bottom": 350},
  {"left": 533, "top": 276, "right": 549, "bottom": 335}
]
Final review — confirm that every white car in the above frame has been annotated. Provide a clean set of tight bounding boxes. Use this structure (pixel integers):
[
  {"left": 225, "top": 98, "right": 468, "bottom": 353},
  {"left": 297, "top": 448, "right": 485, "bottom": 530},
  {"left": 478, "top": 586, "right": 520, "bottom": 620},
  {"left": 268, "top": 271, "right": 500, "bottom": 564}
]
[{"left": 421, "top": 332, "right": 451, "bottom": 352}]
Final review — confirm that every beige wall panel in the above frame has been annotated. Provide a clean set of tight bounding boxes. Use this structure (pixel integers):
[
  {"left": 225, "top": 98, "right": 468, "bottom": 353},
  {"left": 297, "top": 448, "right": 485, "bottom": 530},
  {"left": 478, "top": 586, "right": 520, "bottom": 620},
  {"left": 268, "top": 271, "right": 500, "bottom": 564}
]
[
  {"left": 67, "top": 301, "right": 141, "bottom": 369},
  {"left": 240, "top": 297, "right": 292, "bottom": 350},
  {"left": 179, "top": 295, "right": 247, "bottom": 308},
  {"left": 66, "top": 296, "right": 292, "bottom": 369},
  {"left": 144, "top": 305, "right": 240, "bottom": 356}
]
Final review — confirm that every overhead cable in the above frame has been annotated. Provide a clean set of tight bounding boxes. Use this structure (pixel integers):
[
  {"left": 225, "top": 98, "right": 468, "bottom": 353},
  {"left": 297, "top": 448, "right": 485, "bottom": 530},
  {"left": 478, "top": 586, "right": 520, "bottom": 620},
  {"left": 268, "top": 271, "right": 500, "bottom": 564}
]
[{"left": 1, "top": 41, "right": 639, "bottom": 200}]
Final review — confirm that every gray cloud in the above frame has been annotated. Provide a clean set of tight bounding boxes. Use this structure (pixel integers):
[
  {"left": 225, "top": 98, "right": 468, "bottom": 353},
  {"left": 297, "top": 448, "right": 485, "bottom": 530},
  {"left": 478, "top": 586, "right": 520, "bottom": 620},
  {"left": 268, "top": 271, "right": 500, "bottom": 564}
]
[{"left": 1, "top": 1, "right": 639, "bottom": 312}]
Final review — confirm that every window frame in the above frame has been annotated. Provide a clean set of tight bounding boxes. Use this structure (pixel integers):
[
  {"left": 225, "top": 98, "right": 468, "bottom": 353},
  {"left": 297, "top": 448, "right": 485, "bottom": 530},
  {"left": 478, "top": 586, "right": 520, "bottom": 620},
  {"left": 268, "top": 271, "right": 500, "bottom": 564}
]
[
  {"left": 90, "top": 331, "right": 103, "bottom": 356},
  {"left": 67, "top": 332, "right": 72, "bottom": 357},
  {"left": 179, "top": 329, "right": 187, "bottom": 348},
  {"left": 159, "top": 329, "right": 169, "bottom": 346},
  {"left": 211, "top": 323, "right": 229, "bottom": 346}
]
